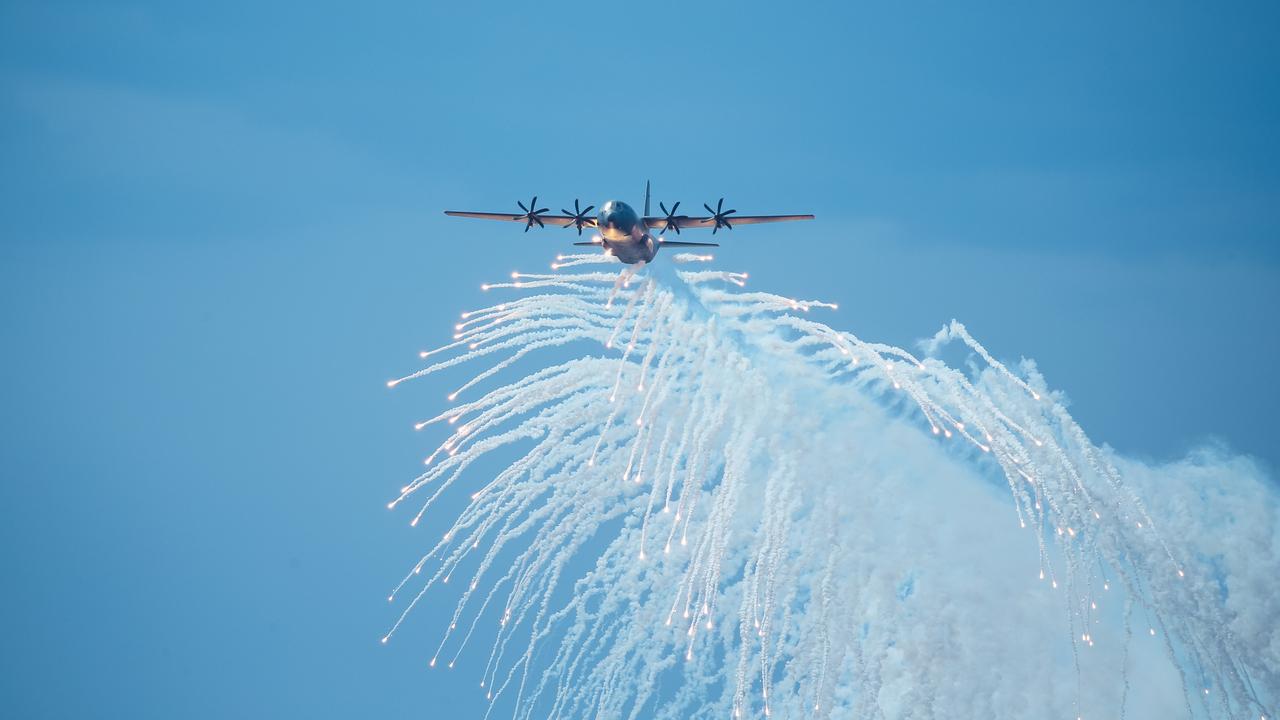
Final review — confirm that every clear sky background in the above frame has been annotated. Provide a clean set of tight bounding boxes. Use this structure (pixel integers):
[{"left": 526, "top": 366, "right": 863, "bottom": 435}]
[{"left": 1, "top": 1, "right": 1277, "bottom": 717}]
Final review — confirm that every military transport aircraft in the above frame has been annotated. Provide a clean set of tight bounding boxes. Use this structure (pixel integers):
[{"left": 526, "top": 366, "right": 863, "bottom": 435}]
[{"left": 445, "top": 182, "right": 814, "bottom": 265}]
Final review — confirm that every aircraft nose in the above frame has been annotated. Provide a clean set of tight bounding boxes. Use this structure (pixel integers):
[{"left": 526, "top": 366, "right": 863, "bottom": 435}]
[{"left": 597, "top": 202, "right": 637, "bottom": 241}]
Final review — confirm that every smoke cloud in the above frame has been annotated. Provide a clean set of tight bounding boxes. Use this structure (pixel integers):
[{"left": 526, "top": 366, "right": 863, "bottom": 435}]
[{"left": 384, "top": 254, "right": 1277, "bottom": 719}]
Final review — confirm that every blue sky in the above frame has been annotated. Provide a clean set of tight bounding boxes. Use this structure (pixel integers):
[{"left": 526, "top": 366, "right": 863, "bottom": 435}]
[{"left": 1, "top": 1, "right": 1277, "bottom": 717}]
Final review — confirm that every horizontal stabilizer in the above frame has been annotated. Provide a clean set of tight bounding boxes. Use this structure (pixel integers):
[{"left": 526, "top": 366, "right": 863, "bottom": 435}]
[{"left": 658, "top": 241, "right": 719, "bottom": 247}]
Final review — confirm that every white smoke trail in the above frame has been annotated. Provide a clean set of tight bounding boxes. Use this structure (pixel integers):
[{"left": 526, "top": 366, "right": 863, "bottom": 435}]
[{"left": 384, "top": 253, "right": 1278, "bottom": 719}]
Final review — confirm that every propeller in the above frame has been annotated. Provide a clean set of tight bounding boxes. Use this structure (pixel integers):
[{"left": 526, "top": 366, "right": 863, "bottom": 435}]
[
  {"left": 703, "top": 197, "right": 737, "bottom": 234},
  {"left": 658, "top": 201, "right": 682, "bottom": 235},
  {"left": 560, "top": 198, "right": 595, "bottom": 235},
  {"left": 516, "top": 196, "right": 549, "bottom": 232}
]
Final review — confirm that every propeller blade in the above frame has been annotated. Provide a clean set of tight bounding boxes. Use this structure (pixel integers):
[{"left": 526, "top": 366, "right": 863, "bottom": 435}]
[
  {"left": 582, "top": 205, "right": 594, "bottom": 214},
  {"left": 717, "top": 198, "right": 724, "bottom": 213},
  {"left": 518, "top": 200, "right": 529, "bottom": 212},
  {"left": 704, "top": 203, "right": 715, "bottom": 214},
  {"left": 723, "top": 209, "right": 737, "bottom": 216},
  {"left": 671, "top": 201, "right": 680, "bottom": 214}
]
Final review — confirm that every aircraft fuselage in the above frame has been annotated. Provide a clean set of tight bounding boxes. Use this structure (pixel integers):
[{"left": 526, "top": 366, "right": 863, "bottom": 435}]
[{"left": 596, "top": 200, "right": 656, "bottom": 265}]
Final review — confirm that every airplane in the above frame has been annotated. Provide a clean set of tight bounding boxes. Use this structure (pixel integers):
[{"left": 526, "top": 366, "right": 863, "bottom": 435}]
[{"left": 445, "top": 181, "right": 814, "bottom": 265}]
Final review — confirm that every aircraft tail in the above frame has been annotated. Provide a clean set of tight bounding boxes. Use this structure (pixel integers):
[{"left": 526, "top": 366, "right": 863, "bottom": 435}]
[{"left": 644, "top": 180, "right": 651, "bottom": 216}]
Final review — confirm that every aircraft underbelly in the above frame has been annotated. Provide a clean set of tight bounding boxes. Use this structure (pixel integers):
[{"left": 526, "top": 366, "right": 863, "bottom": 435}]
[{"left": 608, "top": 235, "right": 656, "bottom": 265}]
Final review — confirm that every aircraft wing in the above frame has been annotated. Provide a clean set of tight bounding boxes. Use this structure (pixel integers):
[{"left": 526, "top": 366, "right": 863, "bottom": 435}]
[
  {"left": 444, "top": 211, "right": 596, "bottom": 228},
  {"left": 642, "top": 214, "right": 814, "bottom": 230}
]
